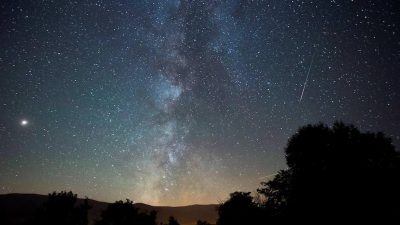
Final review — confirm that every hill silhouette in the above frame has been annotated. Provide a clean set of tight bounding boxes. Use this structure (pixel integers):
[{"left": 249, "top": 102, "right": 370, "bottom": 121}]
[{"left": 0, "top": 194, "right": 217, "bottom": 225}]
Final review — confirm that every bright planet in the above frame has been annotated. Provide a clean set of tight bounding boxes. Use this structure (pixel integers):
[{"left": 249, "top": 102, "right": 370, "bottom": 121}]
[{"left": 20, "top": 120, "right": 28, "bottom": 126}]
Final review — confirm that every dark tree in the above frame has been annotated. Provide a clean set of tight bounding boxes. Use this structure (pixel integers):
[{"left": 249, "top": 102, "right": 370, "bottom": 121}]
[
  {"left": 217, "top": 192, "right": 262, "bottom": 225},
  {"left": 95, "top": 199, "right": 157, "bottom": 225},
  {"left": 257, "top": 169, "right": 291, "bottom": 215},
  {"left": 258, "top": 122, "right": 400, "bottom": 223},
  {"left": 167, "top": 216, "right": 180, "bottom": 225},
  {"left": 34, "top": 191, "right": 91, "bottom": 225}
]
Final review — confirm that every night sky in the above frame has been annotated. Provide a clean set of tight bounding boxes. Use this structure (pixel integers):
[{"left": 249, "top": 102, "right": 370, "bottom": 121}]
[{"left": 1, "top": 0, "right": 399, "bottom": 206}]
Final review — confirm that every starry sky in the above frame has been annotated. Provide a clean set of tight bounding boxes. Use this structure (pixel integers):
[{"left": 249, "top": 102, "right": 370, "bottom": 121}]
[{"left": 0, "top": 0, "right": 399, "bottom": 206}]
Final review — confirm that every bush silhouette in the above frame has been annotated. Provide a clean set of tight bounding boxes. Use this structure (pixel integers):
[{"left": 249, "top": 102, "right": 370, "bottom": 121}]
[
  {"left": 95, "top": 199, "right": 157, "bottom": 225},
  {"left": 258, "top": 122, "right": 400, "bottom": 223},
  {"left": 34, "top": 191, "right": 90, "bottom": 225},
  {"left": 217, "top": 192, "right": 262, "bottom": 225},
  {"left": 166, "top": 216, "right": 180, "bottom": 225}
]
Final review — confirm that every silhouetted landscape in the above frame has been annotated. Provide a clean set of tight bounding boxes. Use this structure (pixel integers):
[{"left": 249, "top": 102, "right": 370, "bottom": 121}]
[
  {"left": 216, "top": 122, "right": 400, "bottom": 224},
  {"left": 1, "top": 122, "right": 399, "bottom": 225},
  {"left": 0, "top": 193, "right": 218, "bottom": 225}
]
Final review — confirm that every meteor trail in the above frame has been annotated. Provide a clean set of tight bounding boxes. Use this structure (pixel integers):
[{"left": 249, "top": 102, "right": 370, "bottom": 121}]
[{"left": 299, "top": 50, "right": 317, "bottom": 103}]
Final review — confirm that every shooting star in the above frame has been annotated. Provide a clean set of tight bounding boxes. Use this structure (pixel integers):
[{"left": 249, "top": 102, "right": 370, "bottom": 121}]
[{"left": 299, "top": 50, "right": 317, "bottom": 103}]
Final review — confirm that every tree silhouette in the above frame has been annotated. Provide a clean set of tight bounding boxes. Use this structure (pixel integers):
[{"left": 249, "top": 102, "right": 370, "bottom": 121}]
[
  {"left": 95, "top": 199, "right": 157, "bottom": 225},
  {"left": 34, "top": 191, "right": 91, "bottom": 225},
  {"left": 258, "top": 122, "right": 400, "bottom": 223},
  {"left": 167, "top": 216, "right": 180, "bottom": 225},
  {"left": 217, "top": 192, "right": 262, "bottom": 225},
  {"left": 257, "top": 169, "right": 291, "bottom": 216}
]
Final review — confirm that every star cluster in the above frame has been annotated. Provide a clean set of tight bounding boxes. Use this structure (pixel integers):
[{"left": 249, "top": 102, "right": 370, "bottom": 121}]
[{"left": 0, "top": 0, "right": 399, "bottom": 206}]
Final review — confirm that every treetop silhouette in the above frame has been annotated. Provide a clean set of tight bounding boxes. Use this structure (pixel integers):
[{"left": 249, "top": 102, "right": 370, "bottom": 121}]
[
  {"left": 217, "top": 192, "right": 261, "bottom": 225},
  {"left": 34, "top": 191, "right": 91, "bottom": 225},
  {"left": 258, "top": 122, "right": 400, "bottom": 222},
  {"left": 95, "top": 199, "right": 157, "bottom": 225}
]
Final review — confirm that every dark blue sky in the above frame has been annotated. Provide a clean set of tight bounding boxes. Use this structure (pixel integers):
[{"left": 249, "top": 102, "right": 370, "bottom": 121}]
[{"left": 1, "top": 0, "right": 399, "bottom": 205}]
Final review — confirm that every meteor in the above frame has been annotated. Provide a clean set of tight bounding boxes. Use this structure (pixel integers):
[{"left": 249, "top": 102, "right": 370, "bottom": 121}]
[{"left": 299, "top": 50, "right": 317, "bottom": 103}]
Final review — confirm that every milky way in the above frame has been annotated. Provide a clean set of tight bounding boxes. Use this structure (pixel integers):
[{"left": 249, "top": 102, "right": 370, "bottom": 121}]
[{"left": 0, "top": 0, "right": 399, "bottom": 206}]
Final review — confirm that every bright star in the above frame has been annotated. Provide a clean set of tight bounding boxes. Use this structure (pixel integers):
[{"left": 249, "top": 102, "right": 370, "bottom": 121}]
[{"left": 21, "top": 119, "right": 28, "bottom": 126}]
